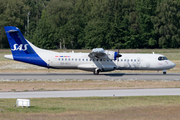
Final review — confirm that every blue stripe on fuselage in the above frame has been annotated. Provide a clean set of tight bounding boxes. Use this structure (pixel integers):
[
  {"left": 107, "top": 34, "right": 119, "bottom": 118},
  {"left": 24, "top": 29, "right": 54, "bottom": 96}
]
[{"left": 13, "top": 54, "right": 47, "bottom": 67}]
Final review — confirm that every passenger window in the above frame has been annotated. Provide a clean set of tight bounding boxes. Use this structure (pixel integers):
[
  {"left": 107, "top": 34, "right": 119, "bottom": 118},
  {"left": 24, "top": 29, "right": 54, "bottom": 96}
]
[
  {"left": 100, "top": 59, "right": 102, "bottom": 61},
  {"left": 134, "top": 59, "right": 136, "bottom": 62},
  {"left": 131, "top": 59, "right": 133, "bottom": 62},
  {"left": 72, "top": 58, "right": 74, "bottom": 61},
  {"left": 97, "top": 59, "right": 98, "bottom": 61},
  {"left": 65, "top": 58, "right": 67, "bottom": 61},
  {"left": 75, "top": 58, "right": 77, "bottom": 61},
  {"left": 58, "top": 58, "right": 60, "bottom": 61},
  {"left": 68, "top": 58, "right": 70, "bottom": 61},
  {"left": 82, "top": 59, "right": 84, "bottom": 61},
  {"left": 121, "top": 59, "right": 123, "bottom": 62},
  {"left": 62, "top": 58, "right": 64, "bottom": 61},
  {"left": 124, "top": 59, "right": 126, "bottom": 62},
  {"left": 86, "top": 59, "right": 88, "bottom": 61},
  {"left": 79, "top": 59, "right": 81, "bottom": 61}
]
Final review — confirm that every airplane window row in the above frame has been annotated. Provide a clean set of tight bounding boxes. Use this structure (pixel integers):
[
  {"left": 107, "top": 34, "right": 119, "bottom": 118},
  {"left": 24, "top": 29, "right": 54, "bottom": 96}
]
[
  {"left": 58, "top": 58, "right": 111, "bottom": 62},
  {"left": 58, "top": 58, "right": 140, "bottom": 62},
  {"left": 118, "top": 59, "right": 139, "bottom": 62}
]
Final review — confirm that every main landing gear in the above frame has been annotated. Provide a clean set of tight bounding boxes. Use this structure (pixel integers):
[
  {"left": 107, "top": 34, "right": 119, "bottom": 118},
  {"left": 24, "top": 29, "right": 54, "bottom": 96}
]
[{"left": 93, "top": 69, "right": 100, "bottom": 75}]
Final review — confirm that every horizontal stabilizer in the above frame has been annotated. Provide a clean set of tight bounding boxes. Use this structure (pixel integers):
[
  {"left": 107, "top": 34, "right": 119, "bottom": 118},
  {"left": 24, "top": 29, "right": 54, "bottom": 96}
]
[
  {"left": 4, "top": 55, "right": 13, "bottom": 60},
  {"left": 7, "top": 30, "right": 18, "bottom": 33}
]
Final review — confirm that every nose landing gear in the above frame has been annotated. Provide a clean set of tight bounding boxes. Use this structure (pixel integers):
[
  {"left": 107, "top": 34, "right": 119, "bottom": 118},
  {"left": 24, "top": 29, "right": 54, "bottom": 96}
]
[{"left": 163, "top": 70, "right": 166, "bottom": 75}]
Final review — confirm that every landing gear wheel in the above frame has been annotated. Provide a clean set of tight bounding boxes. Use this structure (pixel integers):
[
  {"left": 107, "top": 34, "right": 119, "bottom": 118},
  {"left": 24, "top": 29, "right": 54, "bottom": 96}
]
[
  {"left": 163, "top": 72, "right": 166, "bottom": 75},
  {"left": 163, "top": 70, "right": 167, "bottom": 75},
  {"left": 93, "top": 69, "right": 99, "bottom": 75}
]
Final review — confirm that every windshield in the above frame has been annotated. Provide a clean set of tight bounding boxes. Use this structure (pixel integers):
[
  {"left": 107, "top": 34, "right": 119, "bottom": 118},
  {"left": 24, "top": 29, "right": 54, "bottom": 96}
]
[{"left": 158, "top": 56, "right": 168, "bottom": 61}]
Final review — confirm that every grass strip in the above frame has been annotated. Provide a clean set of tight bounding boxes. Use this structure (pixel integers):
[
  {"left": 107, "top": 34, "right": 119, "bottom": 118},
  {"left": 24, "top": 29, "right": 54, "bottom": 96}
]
[{"left": 0, "top": 96, "right": 180, "bottom": 120}]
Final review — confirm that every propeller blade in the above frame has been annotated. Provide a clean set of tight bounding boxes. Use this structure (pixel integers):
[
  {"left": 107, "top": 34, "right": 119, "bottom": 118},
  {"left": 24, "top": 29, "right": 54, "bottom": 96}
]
[
  {"left": 116, "top": 54, "right": 122, "bottom": 57},
  {"left": 116, "top": 44, "right": 122, "bottom": 57},
  {"left": 118, "top": 44, "right": 119, "bottom": 53}
]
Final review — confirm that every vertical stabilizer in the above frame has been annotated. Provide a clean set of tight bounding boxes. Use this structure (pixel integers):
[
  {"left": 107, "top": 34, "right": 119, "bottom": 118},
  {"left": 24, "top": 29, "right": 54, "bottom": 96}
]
[
  {"left": 4, "top": 26, "right": 35, "bottom": 55},
  {"left": 4, "top": 26, "right": 47, "bottom": 67}
]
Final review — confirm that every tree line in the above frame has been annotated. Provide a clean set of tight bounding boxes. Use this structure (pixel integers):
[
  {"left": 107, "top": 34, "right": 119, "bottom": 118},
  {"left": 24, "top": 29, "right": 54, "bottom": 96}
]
[{"left": 0, "top": 0, "right": 180, "bottom": 49}]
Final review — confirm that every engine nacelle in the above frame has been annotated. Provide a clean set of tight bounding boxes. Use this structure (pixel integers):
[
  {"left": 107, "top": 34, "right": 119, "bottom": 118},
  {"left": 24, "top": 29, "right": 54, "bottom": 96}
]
[
  {"left": 89, "top": 48, "right": 120, "bottom": 60},
  {"left": 92, "top": 48, "right": 105, "bottom": 53},
  {"left": 105, "top": 50, "right": 118, "bottom": 60}
]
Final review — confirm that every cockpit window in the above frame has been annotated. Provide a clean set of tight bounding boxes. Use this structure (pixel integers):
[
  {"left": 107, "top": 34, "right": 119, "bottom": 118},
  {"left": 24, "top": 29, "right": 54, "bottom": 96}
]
[{"left": 158, "top": 56, "right": 168, "bottom": 61}]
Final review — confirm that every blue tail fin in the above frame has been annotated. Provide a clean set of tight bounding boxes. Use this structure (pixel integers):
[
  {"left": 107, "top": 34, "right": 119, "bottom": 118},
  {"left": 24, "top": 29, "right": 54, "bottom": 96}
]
[
  {"left": 4, "top": 26, "right": 35, "bottom": 55},
  {"left": 4, "top": 26, "right": 47, "bottom": 67}
]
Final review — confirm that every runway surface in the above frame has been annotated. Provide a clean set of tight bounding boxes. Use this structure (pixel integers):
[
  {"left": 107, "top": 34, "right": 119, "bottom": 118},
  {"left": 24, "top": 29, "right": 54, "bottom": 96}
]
[
  {"left": 1, "top": 88, "right": 180, "bottom": 98},
  {"left": 0, "top": 73, "right": 180, "bottom": 81},
  {"left": 1, "top": 73, "right": 180, "bottom": 98}
]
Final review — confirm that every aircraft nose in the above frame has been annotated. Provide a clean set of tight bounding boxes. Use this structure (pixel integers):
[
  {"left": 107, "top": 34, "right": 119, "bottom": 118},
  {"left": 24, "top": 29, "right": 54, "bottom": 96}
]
[
  {"left": 170, "top": 61, "right": 176, "bottom": 68},
  {"left": 172, "top": 62, "right": 176, "bottom": 68}
]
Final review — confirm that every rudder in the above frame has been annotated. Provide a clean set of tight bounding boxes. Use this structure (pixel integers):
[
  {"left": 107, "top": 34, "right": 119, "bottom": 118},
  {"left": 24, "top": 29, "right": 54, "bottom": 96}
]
[
  {"left": 4, "top": 26, "right": 47, "bottom": 67},
  {"left": 4, "top": 26, "right": 35, "bottom": 55}
]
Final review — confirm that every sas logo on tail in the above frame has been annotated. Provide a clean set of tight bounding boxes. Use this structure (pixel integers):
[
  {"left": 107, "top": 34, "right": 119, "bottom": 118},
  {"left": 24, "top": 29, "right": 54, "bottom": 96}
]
[{"left": 11, "top": 44, "right": 28, "bottom": 51}]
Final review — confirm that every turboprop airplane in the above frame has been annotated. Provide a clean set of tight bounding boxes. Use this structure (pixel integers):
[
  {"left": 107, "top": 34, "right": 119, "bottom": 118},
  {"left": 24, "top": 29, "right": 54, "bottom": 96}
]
[{"left": 4, "top": 26, "right": 176, "bottom": 75}]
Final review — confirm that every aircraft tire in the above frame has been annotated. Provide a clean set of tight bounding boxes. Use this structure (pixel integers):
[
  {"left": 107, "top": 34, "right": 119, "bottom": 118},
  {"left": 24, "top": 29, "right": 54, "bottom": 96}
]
[{"left": 93, "top": 69, "right": 99, "bottom": 75}]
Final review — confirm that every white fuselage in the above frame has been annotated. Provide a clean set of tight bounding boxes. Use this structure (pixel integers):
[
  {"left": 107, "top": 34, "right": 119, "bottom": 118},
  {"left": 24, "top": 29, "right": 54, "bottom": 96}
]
[{"left": 35, "top": 49, "right": 175, "bottom": 72}]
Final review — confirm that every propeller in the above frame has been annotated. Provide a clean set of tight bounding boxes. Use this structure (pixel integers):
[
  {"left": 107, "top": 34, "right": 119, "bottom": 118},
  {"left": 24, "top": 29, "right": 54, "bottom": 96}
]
[{"left": 116, "top": 44, "right": 122, "bottom": 57}]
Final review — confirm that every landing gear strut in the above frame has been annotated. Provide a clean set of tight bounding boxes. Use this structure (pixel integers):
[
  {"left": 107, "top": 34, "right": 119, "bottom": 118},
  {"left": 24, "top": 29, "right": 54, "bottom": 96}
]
[{"left": 93, "top": 69, "right": 100, "bottom": 75}]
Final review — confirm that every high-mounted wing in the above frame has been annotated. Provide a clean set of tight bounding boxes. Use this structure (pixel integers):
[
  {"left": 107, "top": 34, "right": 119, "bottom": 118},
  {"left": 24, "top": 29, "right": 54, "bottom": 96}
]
[
  {"left": 88, "top": 48, "right": 122, "bottom": 60},
  {"left": 88, "top": 48, "right": 106, "bottom": 58}
]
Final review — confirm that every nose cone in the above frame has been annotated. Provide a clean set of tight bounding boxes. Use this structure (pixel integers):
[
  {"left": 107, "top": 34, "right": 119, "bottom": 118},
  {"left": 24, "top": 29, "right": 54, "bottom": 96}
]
[
  {"left": 170, "top": 61, "right": 176, "bottom": 69},
  {"left": 172, "top": 62, "right": 176, "bottom": 68}
]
